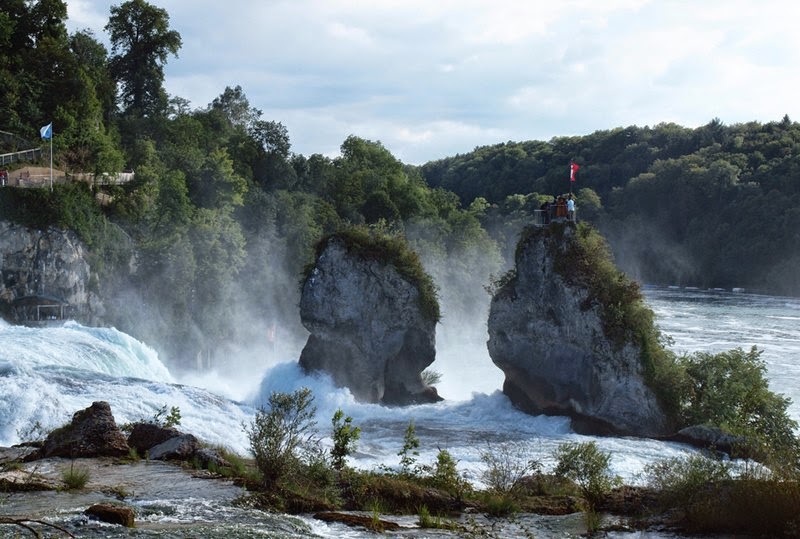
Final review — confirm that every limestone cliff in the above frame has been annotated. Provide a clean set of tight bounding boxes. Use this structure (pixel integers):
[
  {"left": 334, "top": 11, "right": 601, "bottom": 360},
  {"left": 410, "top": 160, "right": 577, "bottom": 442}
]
[
  {"left": 299, "top": 231, "right": 441, "bottom": 405},
  {"left": 0, "top": 221, "right": 105, "bottom": 322},
  {"left": 487, "top": 223, "right": 669, "bottom": 436}
]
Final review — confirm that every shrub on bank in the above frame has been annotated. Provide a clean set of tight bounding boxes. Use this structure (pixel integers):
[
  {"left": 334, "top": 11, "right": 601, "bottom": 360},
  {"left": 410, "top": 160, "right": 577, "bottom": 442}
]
[{"left": 645, "top": 453, "right": 800, "bottom": 535}]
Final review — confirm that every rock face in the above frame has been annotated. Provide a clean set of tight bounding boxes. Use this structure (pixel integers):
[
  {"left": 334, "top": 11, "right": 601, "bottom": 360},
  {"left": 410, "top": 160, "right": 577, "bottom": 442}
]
[
  {"left": 0, "top": 221, "right": 105, "bottom": 322},
  {"left": 299, "top": 236, "right": 440, "bottom": 405},
  {"left": 42, "top": 401, "right": 129, "bottom": 458},
  {"left": 487, "top": 224, "right": 668, "bottom": 436}
]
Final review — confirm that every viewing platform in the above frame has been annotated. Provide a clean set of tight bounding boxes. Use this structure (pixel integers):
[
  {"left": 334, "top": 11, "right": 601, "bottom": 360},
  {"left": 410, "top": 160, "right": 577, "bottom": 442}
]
[
  {"left": 532, "top": 199, "right": 578, "bottom": 226},
  {"left": 0, "top": 166, "right": 135, "bottom": 188}
]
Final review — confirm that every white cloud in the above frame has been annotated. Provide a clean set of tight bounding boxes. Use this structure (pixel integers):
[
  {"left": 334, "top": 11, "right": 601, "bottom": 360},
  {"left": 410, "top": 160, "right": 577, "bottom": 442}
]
[
  {"left": 66, "top": 0, "right": 800, "bottom": 163},
  {"left": 64, "top": 0, "right": 108, "bottom": 34}
]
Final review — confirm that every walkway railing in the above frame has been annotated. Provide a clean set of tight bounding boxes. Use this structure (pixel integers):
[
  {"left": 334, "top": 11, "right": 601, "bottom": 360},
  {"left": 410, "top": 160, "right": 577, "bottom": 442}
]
[
  {"left": 1, "top": 170, "right": 136, "bottom": 188},
  {"left": 0, "top": 148, "right": 42, "bottom": 166}
]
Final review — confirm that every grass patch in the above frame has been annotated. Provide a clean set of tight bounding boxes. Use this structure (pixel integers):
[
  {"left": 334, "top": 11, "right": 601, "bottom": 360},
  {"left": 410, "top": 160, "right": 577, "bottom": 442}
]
[
  {"left": 479, "top": 491, "right": 519, "bottom": 517},
  {"left": 417, "top": 505, "right": 459, "bottom": 530},
  {"left": 645, "top": 453, "right": 800, "bottom": 535},
  {"left": 61, "top": 462, "right": 90, "bottom": 490}
]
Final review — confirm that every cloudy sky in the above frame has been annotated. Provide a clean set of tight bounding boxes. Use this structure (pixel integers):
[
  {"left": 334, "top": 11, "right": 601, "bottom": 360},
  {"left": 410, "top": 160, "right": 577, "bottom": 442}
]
[{"left": 65, "top": 0, "right": 800, "bottom": 164}]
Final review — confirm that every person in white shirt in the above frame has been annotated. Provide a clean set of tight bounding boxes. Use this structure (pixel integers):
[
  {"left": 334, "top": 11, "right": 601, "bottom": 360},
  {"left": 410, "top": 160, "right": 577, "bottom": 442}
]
[{"left": 567, "top": 195, "right": 576, "bottom": 221}]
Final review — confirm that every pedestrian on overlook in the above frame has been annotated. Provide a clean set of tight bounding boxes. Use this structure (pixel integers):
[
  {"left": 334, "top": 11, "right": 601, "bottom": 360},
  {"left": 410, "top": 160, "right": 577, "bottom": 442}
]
[
  {"left": 556, "top": 196, "right": 567, "bottom": 219},
  {"left": 567, "top": 195, "right": 576, "bottom": 221}
]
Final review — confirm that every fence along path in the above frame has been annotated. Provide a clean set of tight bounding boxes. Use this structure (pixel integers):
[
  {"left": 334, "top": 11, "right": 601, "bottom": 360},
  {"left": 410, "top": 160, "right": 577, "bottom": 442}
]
[{"left": 0, "top": 148, "right": 43, "bottom": 166}]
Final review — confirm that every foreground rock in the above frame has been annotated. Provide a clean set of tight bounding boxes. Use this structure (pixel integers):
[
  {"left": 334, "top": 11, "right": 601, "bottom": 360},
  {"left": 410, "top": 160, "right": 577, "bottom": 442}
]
[
  {"left": 487, "top": 224, "right": 669, "bottom": 436},
  {"left": 299, "top": 231, "right": 441, "bottom": 405},
  {"left": 42, "top": 401, "right": 129, "bottom": 458},
  {"left": 85, "top": 503, "right": 135, "bottom": 527}
]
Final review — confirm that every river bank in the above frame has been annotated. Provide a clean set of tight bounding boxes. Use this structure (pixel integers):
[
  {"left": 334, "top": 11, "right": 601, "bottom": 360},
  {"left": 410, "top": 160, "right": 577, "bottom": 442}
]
[{"left": 0, "top": 450, "right": 679, "bottom": 539}]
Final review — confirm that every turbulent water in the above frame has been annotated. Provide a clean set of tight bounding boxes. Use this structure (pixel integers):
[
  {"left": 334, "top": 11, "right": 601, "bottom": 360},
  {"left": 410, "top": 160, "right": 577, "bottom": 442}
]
[{"left": 1, "top": 287, "right": 799, "bottom": 537}]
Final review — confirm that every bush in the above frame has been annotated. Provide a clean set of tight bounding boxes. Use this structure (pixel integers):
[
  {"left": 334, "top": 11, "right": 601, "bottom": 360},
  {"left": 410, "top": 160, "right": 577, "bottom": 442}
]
[
  {"left": 398, "top": 421, "right": 421, "bottom": 477},
  {"left": 644, "top": 452, "right": 731, "bottom": 511},
  {"left": 553, "top": 441, "right": 620, "bottom": 509},
  {"left": 479, "top": 442, "right": 541, "bottom": 496},
  {"left": 678, "top": 347, "right": 800, "bottom": 464},
  {"left": 330, "top": 409, "right": 360, "bottom": 471},
  {"left": 645, "top": 453, "right": 800, "bottom": 535},
  {"left": 246, "top": 387, "right": 318, "bottom": 489},
  {"left": 420, "top": 369, "right": 442, "bottom": 386},
  {"left": 152, "top": 404, "right": 182, "bottom": 428},
  {"left": 425, "top": 449, "right": 472, "bottom": 500}
]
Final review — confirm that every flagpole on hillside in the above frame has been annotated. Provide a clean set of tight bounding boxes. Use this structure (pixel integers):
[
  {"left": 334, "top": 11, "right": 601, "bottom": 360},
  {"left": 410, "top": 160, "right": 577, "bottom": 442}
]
[
  {"left": 49, "top": 128, "right": 53, "bottom": 192},
  {"left": 40, "top": 122, "right": 53, "bottom": 191}
]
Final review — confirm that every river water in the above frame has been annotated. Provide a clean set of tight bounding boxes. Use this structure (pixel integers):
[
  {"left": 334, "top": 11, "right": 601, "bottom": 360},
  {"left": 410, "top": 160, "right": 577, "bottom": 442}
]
[{"left": 1, "top": 287, "right": 798, "bottom": 537}]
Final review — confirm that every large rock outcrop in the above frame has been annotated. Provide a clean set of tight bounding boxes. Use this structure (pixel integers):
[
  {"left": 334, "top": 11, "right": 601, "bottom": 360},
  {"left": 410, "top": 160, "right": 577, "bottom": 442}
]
[
  {"left": 299, "top": 232, "right": 441, "bottom": 405},
  {"left": 487, "top": 223, "right": 669, "bottom": 436},
  {"left": 0, "top": 221, "right": 105, "bottom": 322}
]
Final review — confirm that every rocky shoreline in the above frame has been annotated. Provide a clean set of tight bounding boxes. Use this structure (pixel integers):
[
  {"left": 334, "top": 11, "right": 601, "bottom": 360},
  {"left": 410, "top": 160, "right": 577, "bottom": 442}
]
[{"left": 0, "top": 401, "right": 666, "bottom": 538}]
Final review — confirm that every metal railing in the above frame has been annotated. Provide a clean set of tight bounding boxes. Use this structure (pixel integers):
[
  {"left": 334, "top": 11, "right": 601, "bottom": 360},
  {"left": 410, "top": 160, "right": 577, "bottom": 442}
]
[
  {"left": 1, "top": 170, "right": 135, "bottom": 188},
  {"left": 0, "top": 148, "right": 42, "bottom": 166},
  {"left": 70, "top": 172, "right": 136, "bottom": 185}
]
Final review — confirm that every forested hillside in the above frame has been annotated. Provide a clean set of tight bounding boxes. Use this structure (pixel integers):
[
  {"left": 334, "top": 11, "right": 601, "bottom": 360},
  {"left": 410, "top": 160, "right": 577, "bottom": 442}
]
[
  {"left": 0, "top": 0, "right": 499, "bottom": 367},
  {"left": 420, "top": 119, "right": 800, "bottom": 295}
]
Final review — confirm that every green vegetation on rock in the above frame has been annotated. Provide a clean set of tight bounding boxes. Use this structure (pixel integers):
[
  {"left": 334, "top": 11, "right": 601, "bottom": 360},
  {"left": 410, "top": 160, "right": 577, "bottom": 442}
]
[{"left": 308, "top": 226, "right": 441, "bottom": 323}]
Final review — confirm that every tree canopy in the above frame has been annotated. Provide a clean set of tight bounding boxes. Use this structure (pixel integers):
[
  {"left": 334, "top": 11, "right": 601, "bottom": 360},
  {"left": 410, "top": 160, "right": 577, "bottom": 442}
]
[{"left": 106, "top": 0, "right": 181, "bottom": 117}]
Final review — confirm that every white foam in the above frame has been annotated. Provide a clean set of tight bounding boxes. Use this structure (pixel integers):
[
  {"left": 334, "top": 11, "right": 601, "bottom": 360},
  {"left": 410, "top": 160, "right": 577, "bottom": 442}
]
[{"left": 3, "top": 287, "right": 799, "bottom": 484}]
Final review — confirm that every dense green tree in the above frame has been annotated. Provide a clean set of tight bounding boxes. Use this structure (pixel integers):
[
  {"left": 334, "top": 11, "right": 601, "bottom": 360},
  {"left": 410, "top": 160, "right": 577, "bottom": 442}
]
[
  {"left": 678, "top": 347, "right": 799, "bottom": 459},
  {"left": 0, "top": 0, "right": 72, "bottom": 137},
  {"left": 106, "top": 0, "right": 181, "bottom": 117},
  {"left": 70, "top": 30, "right": 117, "bottom": 124},
  {"left": 189, "top": 148, "right": 248, "bottom": 211},
  {"left": 210, "top": 85, "right": 260, "bottom": 129}
]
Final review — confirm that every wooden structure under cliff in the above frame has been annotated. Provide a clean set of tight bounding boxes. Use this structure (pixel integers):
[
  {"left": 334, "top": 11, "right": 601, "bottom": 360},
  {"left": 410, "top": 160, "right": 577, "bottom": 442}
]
[{"left": 11, "top": 294, "right": 70, "bottom": 325}]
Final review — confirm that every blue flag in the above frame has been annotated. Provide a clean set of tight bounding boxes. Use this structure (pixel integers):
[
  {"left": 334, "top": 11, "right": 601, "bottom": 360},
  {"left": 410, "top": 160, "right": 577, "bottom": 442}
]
[{"left": 40, "top": 123, "right": 52, "bottom": 140}]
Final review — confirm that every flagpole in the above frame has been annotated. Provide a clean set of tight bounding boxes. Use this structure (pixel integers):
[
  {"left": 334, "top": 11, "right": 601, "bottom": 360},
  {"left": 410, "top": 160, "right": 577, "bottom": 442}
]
[{"left": 49, "top": 129, "right": 53, "bottom": 192}]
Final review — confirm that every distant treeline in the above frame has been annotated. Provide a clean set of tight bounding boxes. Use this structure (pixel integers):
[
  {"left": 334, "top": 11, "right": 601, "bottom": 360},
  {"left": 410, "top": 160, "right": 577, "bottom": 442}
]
[{"left": 419, "top": 118, "right": 800, "bottom": 295}]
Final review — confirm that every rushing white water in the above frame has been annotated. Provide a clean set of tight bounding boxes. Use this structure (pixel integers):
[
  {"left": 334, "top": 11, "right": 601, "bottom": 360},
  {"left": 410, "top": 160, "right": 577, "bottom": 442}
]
[
  {"left": 1, "top": 287, "right": 798, "bottom": 488},
  {"left": 0, "top": 320, "right": 253, "bottom": 452}
]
